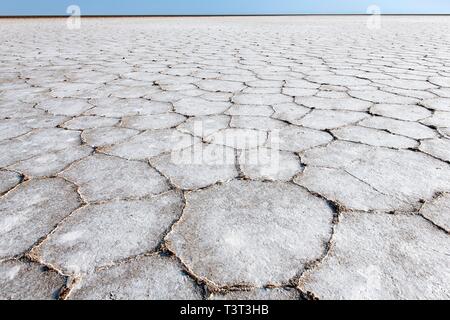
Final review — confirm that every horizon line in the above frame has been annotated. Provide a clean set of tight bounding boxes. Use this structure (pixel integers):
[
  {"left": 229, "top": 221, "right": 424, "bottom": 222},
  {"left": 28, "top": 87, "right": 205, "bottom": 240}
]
[{"left": 1, "top": 13, "right": 450, "bottom": 18}]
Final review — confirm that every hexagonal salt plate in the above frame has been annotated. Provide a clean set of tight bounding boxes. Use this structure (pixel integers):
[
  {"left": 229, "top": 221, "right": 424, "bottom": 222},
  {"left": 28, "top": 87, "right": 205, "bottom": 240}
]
[
  {"left": 301, "top": 212, "right": 450, "bottom": 300},
  {"left": 35, "top": 98, "right": 92, "bottom": 116},
  {"left": 420, "top": 98, "right": 450, "bottom": 112},
  {"left": 438, "top": 127, "right": 450, "bottom": 138},
  {"left": 272, "top": 126, "right": 333, "bottom": 153},
  {"left": 174, "top": 97, "right": 231, "bottom": 116},
  {"left": 271, "top": 103, "right": 310, "bottom": 123},
  {"left": 370, "top": 104, "right": 431, "bottom": 122},
  {"left": 0, "top": 178, "right": 81, "bottom": 258},
  {"left": 298, "top": 141, "right": 450, "bottom": 211},
  {"left": 62, "top": 116, "right": 120, "bottom": 130},
  {"left": 282, "top": 88, "right": 318, "bottom": 97},
  {"left": 429, "top": 77, "right": 450, "bottom": 88},
  {"left": 226, "top": 104, "right": 274, "bottom": 116},
  {"left": 33, "top": 191, "right": 183, "bottom": 274},
  {"left": 294, "top": 110, "right": 369, "bottom": 130},
  {"left": 150, "top": 143, "right": 237, "bottom": 190},
  {"left": 102, "top": 129, "right": 200, "bottom": 160},
  {"left": 349, "top": 90, "right": 419, "bottom": 105},
  {"left": 420, "top": 111, "right": 450, "bottom": 128},
  {"left": 0, "top": 170, "right": 22, "bottom": 194},
  {"left": 232, "top": 93, "right": 292, "bottom": 105},
  {"left": 166, "top": 180, "right": 334, "bottom": 287},
  {"left": 121, "top": 113, "right": 186, "bottom": 130},
  {"left": 0, "top": 260, "right": 66, "bottom": 300},
  {"left": 0, "top": 121, "right": 30, "bottom": 142},
  {"left": 431, "top": 88, "right": 450, "bottom": 98},
  {"left": 230, "top": 116, "right": 287, "bottom": 131},
  {"left": 81, "top": 127, "right": 139, "bottom": 147},
  {"left": 87, "top": 98, "right": 172, "bottom": 117},
  {"left": 69, "top": 255, "right": 202, "bottom": 300},
  {"left": 9, "top": 145, "right": 92, "bottom": 178},
  {"left": 420, "top": 193, "right": 450, "bottom": 232},
  {"left": 359, "top": 116, "right": 436, "bottom": 140},
  {"left": 177, "top": 115, "right": 230, "bottom": 138},
  {"left": 59, "top": 154, "right": 169, "bottom": 202},
  {"left": 374, "top": 79, "right": 437, "bottom": 90},
  {"left": 206, "top": 128, "right": 267, "bottom": 150},
  {"left": 239, "top": 148, "right": 303, "bottom": 181},
  {"left": 294, "top": 167, "right": 409, "bottom": 212},
  {"left": 331, "top": 125, "right": 418, "bottom": 149},
  {"left": 197, "top": 79, "right": 245, "bottom": 93},
  {"left": 10, "top": 115, "right": 70, "bottom": 130},
  {"left": 306, "top": 75, "right": 371, "bottom": 87},
  {"left": 381, "top": 86, "right": 436, "bottom": 100},
  {"left": 294, "top": 97, "right": 372, "bottom": 111},
  {"left": 0, "top": 100, "right": 46, "bottom": 119},
  {"left": 0, "top": 128, "right": 81, "bottom": 167},
  {"left": 419, "top": 138, "right": 450, "bottom": 163}
]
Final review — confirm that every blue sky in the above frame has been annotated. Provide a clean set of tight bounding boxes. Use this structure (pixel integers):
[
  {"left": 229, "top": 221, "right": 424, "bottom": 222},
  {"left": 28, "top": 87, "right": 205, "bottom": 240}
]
[{"left": 1, "top": 0, "right": 449, "bottom": 16}]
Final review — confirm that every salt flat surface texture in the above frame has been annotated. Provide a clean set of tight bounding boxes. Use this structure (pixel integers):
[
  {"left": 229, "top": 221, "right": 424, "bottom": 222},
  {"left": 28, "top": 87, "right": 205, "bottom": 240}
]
[{"left": 0, "top": 16, "right": 449, "bottom": 300}]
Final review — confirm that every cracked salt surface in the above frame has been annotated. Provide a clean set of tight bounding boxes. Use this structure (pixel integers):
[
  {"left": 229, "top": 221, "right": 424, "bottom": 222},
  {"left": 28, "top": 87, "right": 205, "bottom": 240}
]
[
  {"left": 68, "top": 255, "right": 202, "bottom": 300},
  {"left": 0, "top": 260, "right": 66, "bottom": 300},
  {"left": 301, "top": 212, "right": 450, "bottom": 300},
  {"left": 0, "top": 16, "right": 449, "bottom": 300}
]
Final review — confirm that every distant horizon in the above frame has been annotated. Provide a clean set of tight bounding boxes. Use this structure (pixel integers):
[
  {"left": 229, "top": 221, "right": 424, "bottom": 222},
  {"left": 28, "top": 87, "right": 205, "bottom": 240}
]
[
  {"left": 1, "top": 14, "right": 450, "bottom": 18},
  {"left": 1, "top": 1, "right": 450, "bottom": 16}
]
